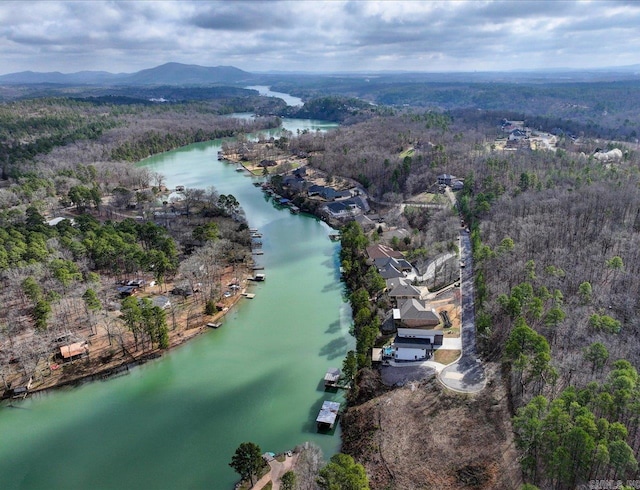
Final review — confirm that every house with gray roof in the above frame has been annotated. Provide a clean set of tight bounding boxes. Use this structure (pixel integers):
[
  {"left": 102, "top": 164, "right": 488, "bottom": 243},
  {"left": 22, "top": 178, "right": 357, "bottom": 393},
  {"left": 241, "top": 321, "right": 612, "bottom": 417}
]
[
  {"left": 388, "top": 282, "right": 422, "bottom": 302},
  {"left": 393, "top": 298, "right": 440, "bottom": 328},
  {"left": 378, "top": 265, "right": 404, "bottom": 280},
  {"left": 392, "top": 327, "right": 443, "bottom": 361}
]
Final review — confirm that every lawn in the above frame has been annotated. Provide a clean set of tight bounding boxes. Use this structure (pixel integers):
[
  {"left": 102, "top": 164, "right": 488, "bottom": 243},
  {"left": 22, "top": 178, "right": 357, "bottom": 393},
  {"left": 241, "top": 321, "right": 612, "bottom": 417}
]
[{"left": 434, "top": 349, "right": 461, "bottom": 365}]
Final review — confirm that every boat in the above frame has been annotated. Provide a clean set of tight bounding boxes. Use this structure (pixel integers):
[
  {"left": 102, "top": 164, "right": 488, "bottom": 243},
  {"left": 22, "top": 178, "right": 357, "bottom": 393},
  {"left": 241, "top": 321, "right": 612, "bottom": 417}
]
[
  {"left": 252, "top": 273, "right": 266, "bottom": 281},
  {"left": 206, "top": 322, "right": 222, "bottom": 329},
  {"left": 236, "top": 166, "right": 245, "bottom": 172},
  {"left": 242, "top": 293, "right": 256, "bottom": 299}
]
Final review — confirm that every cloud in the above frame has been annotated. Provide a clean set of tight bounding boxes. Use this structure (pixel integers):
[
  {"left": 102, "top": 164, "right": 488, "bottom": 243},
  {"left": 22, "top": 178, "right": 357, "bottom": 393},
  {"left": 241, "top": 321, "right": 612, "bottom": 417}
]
[{"left": 0, "top": 0, "right": 639, "bottom": 74}]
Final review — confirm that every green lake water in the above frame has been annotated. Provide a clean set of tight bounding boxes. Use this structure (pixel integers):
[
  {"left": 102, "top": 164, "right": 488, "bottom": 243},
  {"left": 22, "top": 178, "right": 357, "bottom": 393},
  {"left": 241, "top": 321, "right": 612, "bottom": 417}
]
[{"left": 0, "top": 118, "right": 353, "bottom": 489}]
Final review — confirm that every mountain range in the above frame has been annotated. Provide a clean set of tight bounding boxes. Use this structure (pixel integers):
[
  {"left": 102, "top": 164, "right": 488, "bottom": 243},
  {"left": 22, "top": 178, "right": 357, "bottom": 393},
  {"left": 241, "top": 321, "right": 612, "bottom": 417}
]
[
  {"left": 0, "top": 62, "right": 257, "bottom": 86},
  {"left": 1, "top": 62, "right": 640, "bottom": 87}
]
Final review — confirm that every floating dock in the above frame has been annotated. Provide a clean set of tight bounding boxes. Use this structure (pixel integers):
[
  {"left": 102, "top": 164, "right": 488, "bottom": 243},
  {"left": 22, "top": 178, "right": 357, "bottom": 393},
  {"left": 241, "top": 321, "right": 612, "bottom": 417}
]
[
  {"left": 206, "top": 322, "right": 222, "bottom": 329},
  {"left": 242, "top": 293, "right": 256, "bottom": 299}
]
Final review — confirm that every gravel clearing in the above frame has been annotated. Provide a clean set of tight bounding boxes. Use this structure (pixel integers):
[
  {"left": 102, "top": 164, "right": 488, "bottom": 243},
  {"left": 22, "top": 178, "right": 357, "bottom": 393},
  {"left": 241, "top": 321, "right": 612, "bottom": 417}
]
[{"left": 380, "top": 363, "right": 435, "bottom": 386}]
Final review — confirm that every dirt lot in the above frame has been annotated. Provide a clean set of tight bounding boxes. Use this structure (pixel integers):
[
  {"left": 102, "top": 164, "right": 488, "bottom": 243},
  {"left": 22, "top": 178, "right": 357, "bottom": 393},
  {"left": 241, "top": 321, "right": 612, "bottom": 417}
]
[{"left": 342, "top": 364, "right": 522, "bottom": 490}]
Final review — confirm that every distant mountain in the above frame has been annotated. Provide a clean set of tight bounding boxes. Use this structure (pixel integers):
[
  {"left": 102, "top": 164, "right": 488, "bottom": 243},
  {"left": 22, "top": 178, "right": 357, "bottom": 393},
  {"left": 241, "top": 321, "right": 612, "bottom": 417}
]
[
  {"left": 0, "top": 62, "right": 257, "bottom": 86},
  {"left": 0, "top": 70, "right": 124, "bottom": 85},
  {"left": 122, "top": 62, "right": 255, "bottom": 85}
]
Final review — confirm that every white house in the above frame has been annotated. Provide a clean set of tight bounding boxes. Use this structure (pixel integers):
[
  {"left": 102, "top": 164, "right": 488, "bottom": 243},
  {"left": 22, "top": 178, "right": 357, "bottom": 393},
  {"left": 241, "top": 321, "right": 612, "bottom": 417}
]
[{"left": 392, "top": 328, "right": 444, "bottom": 361}]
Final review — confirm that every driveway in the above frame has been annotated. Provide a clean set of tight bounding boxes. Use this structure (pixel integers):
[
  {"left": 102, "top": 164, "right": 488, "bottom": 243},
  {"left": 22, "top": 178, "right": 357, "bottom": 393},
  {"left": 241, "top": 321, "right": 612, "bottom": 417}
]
[
  {"left": 437, "top": 231, "right": 486, "bottom": 393},
  {"left": 251, "top": 453, "right": 298, "bottom": 490}
]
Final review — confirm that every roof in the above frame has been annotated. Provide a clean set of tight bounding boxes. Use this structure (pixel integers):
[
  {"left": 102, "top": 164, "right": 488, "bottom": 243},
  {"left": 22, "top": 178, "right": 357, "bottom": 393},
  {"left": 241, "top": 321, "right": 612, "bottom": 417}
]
[
  {"left": 366, "top": 244, "right": 404, "bottom": 260},
  {"left": 397, "top": 328, "right": 441, "bottom": 338},
  {"left": 375, "top": 257, "right": 412, "bottom": 271},
  {"left": 388, "top": 283, "right": 422, "bottom": 298},
  {"left": 47, "top": 217, "right": 74, "bottom": 226},
  {"left": 393, "top": 337, "right": 434, "bottom": 349},
  {"left": 151, "top": 295, "right": 171, "bottom": 309},
  {"left": 386, "top": 277, "right": 408, "bottom": 290},
  {"left": 342, "top": 196, "right": 369, "bottom": 212},
  {"left": 60, "top": 342, "right": 89, "bottom": 359},
  {"left": 324, "top": 368, "right": 341, "bottom": 383},
  {"left": 354, "top": 214, "right": 375, "bottom": 227},
  {"left": 371, "top": 348, "right": 383, "bottom": 362},
  {"left": 316, "top": 400, "right": 341, "bottom": 425},
  {"left": 320, "top": 187, "right": 338, "bottom": 200},
  {"left": 378, "top": 266, "right": 404, "bottom": 279},
  {"left": 397, "top": 299, "right": 441, "bottom": 324},
  {"left": 326, "top": 202, "right": 348, "bottom": 214}
]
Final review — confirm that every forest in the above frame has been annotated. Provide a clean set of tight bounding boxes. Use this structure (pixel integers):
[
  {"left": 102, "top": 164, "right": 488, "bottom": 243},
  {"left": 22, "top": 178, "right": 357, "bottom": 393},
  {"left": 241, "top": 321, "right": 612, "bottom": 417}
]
[
  {"left": 3, "top": 75, "right": 640, "bottom": 488},
  {"left": 283, "top": 93, "right": 640, "bottom": 487}
]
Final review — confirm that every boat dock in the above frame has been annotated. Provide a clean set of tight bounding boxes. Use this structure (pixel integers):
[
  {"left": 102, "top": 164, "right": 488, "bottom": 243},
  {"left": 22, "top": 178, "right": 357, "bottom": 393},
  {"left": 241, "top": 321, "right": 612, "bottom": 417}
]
[
  {"left": 251, "top": 273, "right": 266, "bottom": 281},
  {"left": 316, "top": 400, "right": 340, "bottom": 431},
  {"left": 324, "top": 368, "right": 341, "bottom": 389},
  {"left": 242, "top": 293, "right": 256, "bottom": 299},
  {"left": 206, "top": 322, "right": 222, "bottom": 329}
]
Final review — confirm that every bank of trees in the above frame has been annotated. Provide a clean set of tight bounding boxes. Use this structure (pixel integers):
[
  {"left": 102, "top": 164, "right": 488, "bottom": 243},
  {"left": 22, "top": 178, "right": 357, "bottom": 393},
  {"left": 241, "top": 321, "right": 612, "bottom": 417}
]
[{"left": 340, "top": 222, "right": 385, "bottom": 371}]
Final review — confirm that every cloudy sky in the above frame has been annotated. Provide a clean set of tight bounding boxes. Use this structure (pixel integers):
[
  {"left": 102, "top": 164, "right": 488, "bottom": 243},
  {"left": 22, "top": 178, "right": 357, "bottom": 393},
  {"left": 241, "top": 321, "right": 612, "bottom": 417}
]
[{"left": 1, "top": 0, "right": 639, "bottom": 75}]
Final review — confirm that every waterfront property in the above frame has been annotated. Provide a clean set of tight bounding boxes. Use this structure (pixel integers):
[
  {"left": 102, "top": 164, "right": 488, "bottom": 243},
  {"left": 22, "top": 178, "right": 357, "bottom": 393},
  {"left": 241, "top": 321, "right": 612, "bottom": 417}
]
[
  {"left": 392, "top": 328, "right": 443, "bottom": 361},
  {"left": 59, "top": 342, "right": 90, "bottom": 362},
  {"left": 393, "top": 298, "right": 441, "bottom": 328}
]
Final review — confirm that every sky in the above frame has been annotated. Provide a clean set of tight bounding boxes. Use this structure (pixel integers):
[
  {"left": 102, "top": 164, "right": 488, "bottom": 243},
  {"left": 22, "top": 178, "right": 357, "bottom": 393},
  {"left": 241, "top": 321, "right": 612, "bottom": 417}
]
[{"left": 1, "top": 0, "right": 639, "bottom": 75}]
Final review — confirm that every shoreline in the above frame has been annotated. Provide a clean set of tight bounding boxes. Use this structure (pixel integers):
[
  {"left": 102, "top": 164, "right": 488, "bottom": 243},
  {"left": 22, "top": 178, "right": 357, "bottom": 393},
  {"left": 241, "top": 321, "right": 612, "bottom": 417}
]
[{"left": 3, "top": 274, "right": 250, "bottom": 401}]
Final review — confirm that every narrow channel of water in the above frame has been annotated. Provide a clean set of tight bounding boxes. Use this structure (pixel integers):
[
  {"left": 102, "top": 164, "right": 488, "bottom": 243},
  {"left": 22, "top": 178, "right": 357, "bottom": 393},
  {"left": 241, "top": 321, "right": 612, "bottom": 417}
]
[
  {"left": 0, "top": 118, "right": 352, "bottom": 489},
  {"left": 245, "top": 85, "right": 304, "bottom": 107}
]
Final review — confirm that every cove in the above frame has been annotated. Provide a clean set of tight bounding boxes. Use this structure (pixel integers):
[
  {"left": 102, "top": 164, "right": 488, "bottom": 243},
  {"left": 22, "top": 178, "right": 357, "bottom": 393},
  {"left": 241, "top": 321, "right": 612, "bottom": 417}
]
[{"left": 0, "top": 118, "right": 353, "bottom": 489}]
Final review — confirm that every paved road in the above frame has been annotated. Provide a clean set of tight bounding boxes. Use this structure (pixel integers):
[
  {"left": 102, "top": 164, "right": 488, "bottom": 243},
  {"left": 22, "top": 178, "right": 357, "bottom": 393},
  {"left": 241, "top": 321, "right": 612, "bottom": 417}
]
[
  {"left": 438, "top": 230, "right": 486, "bottom": 393},
  {"left": 405, "top": 251, "right": 457, "bottom": 283}
]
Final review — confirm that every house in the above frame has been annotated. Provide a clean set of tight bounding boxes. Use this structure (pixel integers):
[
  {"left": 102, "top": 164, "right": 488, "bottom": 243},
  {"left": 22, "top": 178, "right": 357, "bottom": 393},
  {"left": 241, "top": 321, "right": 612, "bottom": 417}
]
[
  {"left": 508, "top": 129, "right": 528, "bottom": 141},
  {"left": 335, "top": 190, "right": 353, "bottom": 199},
  {"left": 316, "top": 400, "right": 341, "bottom": 430},
  {"left": 308, "top": 184, "right": 325, "bottom": 197},
  {"left": 282, "top": 175, "right": 307, "bottom": 192},
  {"left": 117, "top": 285, "right": 138, "bottom": 297},
  {"left": 388, "top": 282, "right": 423, "bottom": 302},
  {"left": 293, "top": 166, "right": 307, "bottom": 178},
  {"left": 374, "top": 257, "right": 412, "bottom": 273},
  {"left": 386, "top": 277, "right": 408, "bottom": 290},
  {"left": 378, "top": 265, "right": 404, "bottom": 280},
  {"left": 392, "top": 328, "right": 444, "bottom": 361},
  {"left": 366, "top": 244, "right": 404, "bottom": 261},
  {"left": 342, "top": 196, "right": 370, "bottom": 213},
  {"left": 437, "top": 174, "right": 454, "bottom": 186},
  {"left": 393, "top": 298, "right": 441, "bottom": 328},
  {"left": 354, "top": 214, "right": 376, "bottom": 231},
  {"left": 320, "top": 187, "right": 338, "bottom": 201},
  {"left": 324, "top": 202, "right": 359, "bottom": 219},
  {"left": 451, "top": 180, "right": 464, "bottom": 191},
  {"left": 59, "top": 342, "right": 89, "bottom": 362},
  {"left": 151, "top": 295, "right": 171, "bottom": 310}
]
